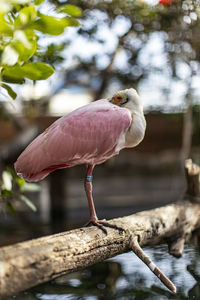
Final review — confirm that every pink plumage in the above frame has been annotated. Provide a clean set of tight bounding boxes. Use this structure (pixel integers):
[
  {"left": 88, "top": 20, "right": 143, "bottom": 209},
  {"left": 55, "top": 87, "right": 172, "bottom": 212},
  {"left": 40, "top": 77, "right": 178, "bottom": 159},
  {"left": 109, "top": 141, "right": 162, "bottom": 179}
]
[
  {"left": 15, "top": 89, "right": 146, "bottom": 233},
  {"left": 15, "top": 99, "right": 131, "bottom": 182}
]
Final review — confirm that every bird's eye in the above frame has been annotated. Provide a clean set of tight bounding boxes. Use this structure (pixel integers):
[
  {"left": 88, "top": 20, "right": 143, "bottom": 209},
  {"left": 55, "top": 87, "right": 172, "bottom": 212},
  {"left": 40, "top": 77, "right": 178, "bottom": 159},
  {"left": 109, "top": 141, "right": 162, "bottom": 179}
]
[
  {"left": 119, "top": 95, "right": 129, "bottom": 106},
  {"left": 110, "top": 95, "right": 124, "bottom": 106}
]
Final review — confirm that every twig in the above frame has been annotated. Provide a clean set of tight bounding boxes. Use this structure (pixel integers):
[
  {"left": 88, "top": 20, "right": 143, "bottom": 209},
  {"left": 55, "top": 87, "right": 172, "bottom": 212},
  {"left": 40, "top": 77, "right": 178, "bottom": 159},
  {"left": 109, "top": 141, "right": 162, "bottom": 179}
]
[{"left": 130, "top": 235, "right": 177, "bottom": 294}]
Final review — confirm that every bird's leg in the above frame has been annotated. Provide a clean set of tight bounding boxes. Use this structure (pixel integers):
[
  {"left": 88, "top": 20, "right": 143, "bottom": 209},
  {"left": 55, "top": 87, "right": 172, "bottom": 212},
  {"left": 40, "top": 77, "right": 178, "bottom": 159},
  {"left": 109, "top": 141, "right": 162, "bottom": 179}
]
[
  {"left": 84, "top": 164, "right": 124, "bottom": 234},
  {"left": 84, "top": 164, "right": 98, "bottom": 222}
]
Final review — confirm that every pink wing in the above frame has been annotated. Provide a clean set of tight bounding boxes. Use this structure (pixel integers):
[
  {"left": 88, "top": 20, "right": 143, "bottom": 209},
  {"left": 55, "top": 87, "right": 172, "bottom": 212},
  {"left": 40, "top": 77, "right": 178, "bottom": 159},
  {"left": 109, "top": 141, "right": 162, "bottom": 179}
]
[{"left": 15, "top": 100, "right": 131, "bottom": 182}]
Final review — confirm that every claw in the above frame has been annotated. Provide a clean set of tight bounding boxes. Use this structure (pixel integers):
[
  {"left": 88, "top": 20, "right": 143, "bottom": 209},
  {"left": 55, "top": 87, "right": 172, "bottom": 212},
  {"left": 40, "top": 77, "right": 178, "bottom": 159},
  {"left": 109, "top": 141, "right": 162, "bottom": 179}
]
[{"left": 85, "top": 219, "right": 124, "bottom": 234}]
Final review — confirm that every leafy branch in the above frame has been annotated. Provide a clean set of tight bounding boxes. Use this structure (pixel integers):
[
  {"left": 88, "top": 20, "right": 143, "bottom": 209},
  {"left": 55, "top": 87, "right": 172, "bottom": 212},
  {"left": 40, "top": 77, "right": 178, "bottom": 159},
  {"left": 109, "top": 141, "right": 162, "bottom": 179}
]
[{"left": 0, "top": 0, "right": 82, "bottom": 99}]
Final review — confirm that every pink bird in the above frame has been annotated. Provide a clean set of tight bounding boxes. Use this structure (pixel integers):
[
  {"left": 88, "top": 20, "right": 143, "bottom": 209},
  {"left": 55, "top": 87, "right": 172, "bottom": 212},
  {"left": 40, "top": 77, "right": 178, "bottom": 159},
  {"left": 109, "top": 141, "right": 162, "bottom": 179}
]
[{"left": 15, "top": 88, "right": 146, "bottom": 233}]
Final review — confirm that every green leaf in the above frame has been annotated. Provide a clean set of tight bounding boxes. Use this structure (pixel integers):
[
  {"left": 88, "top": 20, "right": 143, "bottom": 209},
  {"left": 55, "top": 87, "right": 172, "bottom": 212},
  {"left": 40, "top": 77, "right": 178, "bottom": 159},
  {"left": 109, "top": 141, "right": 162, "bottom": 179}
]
[
  {"left": 1, "top": 65, "right": 25, "bottom": 84},
  {"left": 2, "top": 171, "right": 12, "bottom": 190},
  {"left": 57, "top": 4, "right": 82, "bottom": 17},
  {"left": 19, "top": 195, "right": 37, "bottom": 211},
  {"left": 33, "top": 14, "right": 69, "bottom": 35},
  {"left": 1, "top": 76, "right": 25, "bottom": 84},
  {"left": 34, "top": 0, "right": 45, "bottom": 5},
  {"left": 15, "top": 6, "right": 37, "bottom": 28},
  {"left": 21, "top": 62, "right": 54, "bottom": 80},
  {"left": 1, "top": 189, "right": 13, "bottom": 197},
  {"left": 2, "top": 62, "right": 54, "bottom": 82},
  {"left": 0, "top": 13, "right": 13, "bottom": 35},
  {"left": 6, "top": 202, "right": 17, "bottom": 217},
  {"left": 1, "top": 45, "right": 19, "bottom": 66},
  {"left": 1, "top": 83, "right": 17, "bottom": 99},
  {"left": 12, "top": 29, "right": 37, "bottom": 62},
  {"left": 16, "top": 176, "right": 25, "bottom": 188}
]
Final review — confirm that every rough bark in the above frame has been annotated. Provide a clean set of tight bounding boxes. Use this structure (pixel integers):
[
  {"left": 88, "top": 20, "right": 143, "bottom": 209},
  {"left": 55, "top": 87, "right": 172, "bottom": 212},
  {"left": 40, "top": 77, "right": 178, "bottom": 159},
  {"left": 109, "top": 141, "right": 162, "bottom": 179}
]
[{"left": 0, "top": 159, "right": 200, "bottom": 298}]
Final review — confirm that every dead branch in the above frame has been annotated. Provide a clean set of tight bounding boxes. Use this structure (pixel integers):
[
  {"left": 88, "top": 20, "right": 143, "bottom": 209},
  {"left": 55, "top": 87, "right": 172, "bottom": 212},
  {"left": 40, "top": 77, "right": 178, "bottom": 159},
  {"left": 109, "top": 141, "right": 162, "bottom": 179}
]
[
  {"left": 130, "top": 236, "right": 176, "bottom": 293},
  {"left": 0, "top": 159, "right": 200, "bottom": 298},
  {"left": 185, "top": 158, "right": 200, "bottom": 201}
]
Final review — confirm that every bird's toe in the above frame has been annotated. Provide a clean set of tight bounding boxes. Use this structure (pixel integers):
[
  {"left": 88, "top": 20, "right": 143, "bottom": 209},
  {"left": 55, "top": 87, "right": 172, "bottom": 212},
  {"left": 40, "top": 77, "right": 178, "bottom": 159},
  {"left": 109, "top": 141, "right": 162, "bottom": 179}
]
[{"left": 84, "top": 218, "right": 124, "bottom": 234}]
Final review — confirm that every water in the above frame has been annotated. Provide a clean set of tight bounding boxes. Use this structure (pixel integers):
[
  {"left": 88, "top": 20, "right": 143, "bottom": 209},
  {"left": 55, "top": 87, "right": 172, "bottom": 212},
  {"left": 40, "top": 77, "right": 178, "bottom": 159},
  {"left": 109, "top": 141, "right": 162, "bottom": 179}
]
[{"left": 5, "top": 244, "right": 200, "bottom": 300}]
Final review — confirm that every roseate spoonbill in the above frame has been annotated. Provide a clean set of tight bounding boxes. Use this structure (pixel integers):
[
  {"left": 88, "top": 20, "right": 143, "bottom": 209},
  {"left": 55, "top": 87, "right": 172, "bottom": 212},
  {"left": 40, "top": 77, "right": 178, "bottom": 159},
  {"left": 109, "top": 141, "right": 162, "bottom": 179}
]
[{"left": 15, "top": 88, "right": 146, "bottom": 233}]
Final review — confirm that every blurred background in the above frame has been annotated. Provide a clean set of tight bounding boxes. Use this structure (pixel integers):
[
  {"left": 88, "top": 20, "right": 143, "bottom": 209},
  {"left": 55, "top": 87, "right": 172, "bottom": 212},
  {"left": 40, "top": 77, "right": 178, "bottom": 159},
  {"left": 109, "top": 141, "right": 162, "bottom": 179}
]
[{"left": 0, "top": 0, "right": 200, "bottom": 245}]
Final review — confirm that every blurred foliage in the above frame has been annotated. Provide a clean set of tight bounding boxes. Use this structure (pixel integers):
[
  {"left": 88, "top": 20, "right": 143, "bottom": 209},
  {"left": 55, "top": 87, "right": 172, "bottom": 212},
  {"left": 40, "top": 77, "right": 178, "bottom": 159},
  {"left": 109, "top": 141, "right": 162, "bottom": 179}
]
[
  {"left": 0, "top": 0, "right": 82, "bottom": 100},
  {"left": 48, "top": 0, "right": 200, "bottom": 105},
  {"left": 36, "top": 42, "right": 67, "bottom": 65},
  {"left": 0, "top": 167, "right": 40, "bottom": 215}
]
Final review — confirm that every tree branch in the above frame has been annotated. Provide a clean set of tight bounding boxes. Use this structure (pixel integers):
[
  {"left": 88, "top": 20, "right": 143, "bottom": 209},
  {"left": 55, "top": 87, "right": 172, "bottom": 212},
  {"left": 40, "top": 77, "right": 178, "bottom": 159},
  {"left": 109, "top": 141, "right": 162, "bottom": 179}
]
[
  {"left": 93, "top": 25, "right": 134, "bottom": 101},
  {"left": 0, "top": 159, "right": 200, "bottom": 298}
]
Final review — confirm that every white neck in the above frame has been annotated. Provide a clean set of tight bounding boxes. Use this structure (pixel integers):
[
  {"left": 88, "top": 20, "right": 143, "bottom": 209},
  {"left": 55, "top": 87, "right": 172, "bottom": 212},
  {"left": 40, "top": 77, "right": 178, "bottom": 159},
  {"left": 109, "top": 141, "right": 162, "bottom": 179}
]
[
  {"left": 125, "top": 113, "right": 146, "bottom": 148},
  {"left": 124, "top": 100, "right": 144, "bottom": 118}
]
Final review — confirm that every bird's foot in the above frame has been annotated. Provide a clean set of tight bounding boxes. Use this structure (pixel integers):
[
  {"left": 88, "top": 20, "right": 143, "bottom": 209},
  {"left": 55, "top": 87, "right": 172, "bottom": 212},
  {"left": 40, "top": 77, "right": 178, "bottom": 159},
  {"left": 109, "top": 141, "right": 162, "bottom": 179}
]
[{"left": 85, "top": 218, "right": 124, "bottom": 234}]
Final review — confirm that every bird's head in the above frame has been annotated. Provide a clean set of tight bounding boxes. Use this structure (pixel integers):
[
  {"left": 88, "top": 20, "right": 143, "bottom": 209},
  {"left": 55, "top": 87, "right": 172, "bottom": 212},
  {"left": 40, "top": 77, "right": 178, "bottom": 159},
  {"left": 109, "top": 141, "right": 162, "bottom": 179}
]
[{"left": 109, "top": 88, "right": 143, "bottom": 115}]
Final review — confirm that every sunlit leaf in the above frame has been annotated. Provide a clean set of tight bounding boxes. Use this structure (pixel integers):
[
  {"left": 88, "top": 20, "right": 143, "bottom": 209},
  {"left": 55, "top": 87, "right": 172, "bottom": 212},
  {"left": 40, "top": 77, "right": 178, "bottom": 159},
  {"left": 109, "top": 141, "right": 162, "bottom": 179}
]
[
  {"left": 0, "top": 83, "right": 17, "bottom": 99},
  {"left": 19, "top": 195, "right": 37, "bottom": 211},
  {"left": 2, "top": 62, "right": 54, "bottom": 82},
  {"left": 1, "top": 45, "right": 19, "bottom": 66},
  {"left": 0, "top": 0, "right": 12, "bottom": 13},
  {"left": 21, "top": 62, "right": 54, "bottom": 80},
  {"left": 57, "top": 4, "right": 82, "bottom": 17},
  {"left": 12, "top": 29, "right": 37, "bottom": 62},
  {"left": 0, "top": 13, "right": 13, "bottom": 34},
  {"left": 2, "top": 171, "right": 12, "bottom": 190},
  {"left": 15, "top": 6, "right": 37, "bottom": 28},
  {"left": 33, "top": 13, "right": 69, "bottom": 35},
  {"left": 16, "top": 176, "right": 25, "bottom": 188},
  {"left": 14, "top": 30, "right": 32, "bottom": 48}
]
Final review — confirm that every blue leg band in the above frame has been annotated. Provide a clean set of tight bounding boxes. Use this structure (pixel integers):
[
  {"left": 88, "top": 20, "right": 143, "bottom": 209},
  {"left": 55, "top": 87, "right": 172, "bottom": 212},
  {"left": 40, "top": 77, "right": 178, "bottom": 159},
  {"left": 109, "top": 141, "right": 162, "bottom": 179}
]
[{"left": 85, "top": 175, "right": 93, "bottom": 182}]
